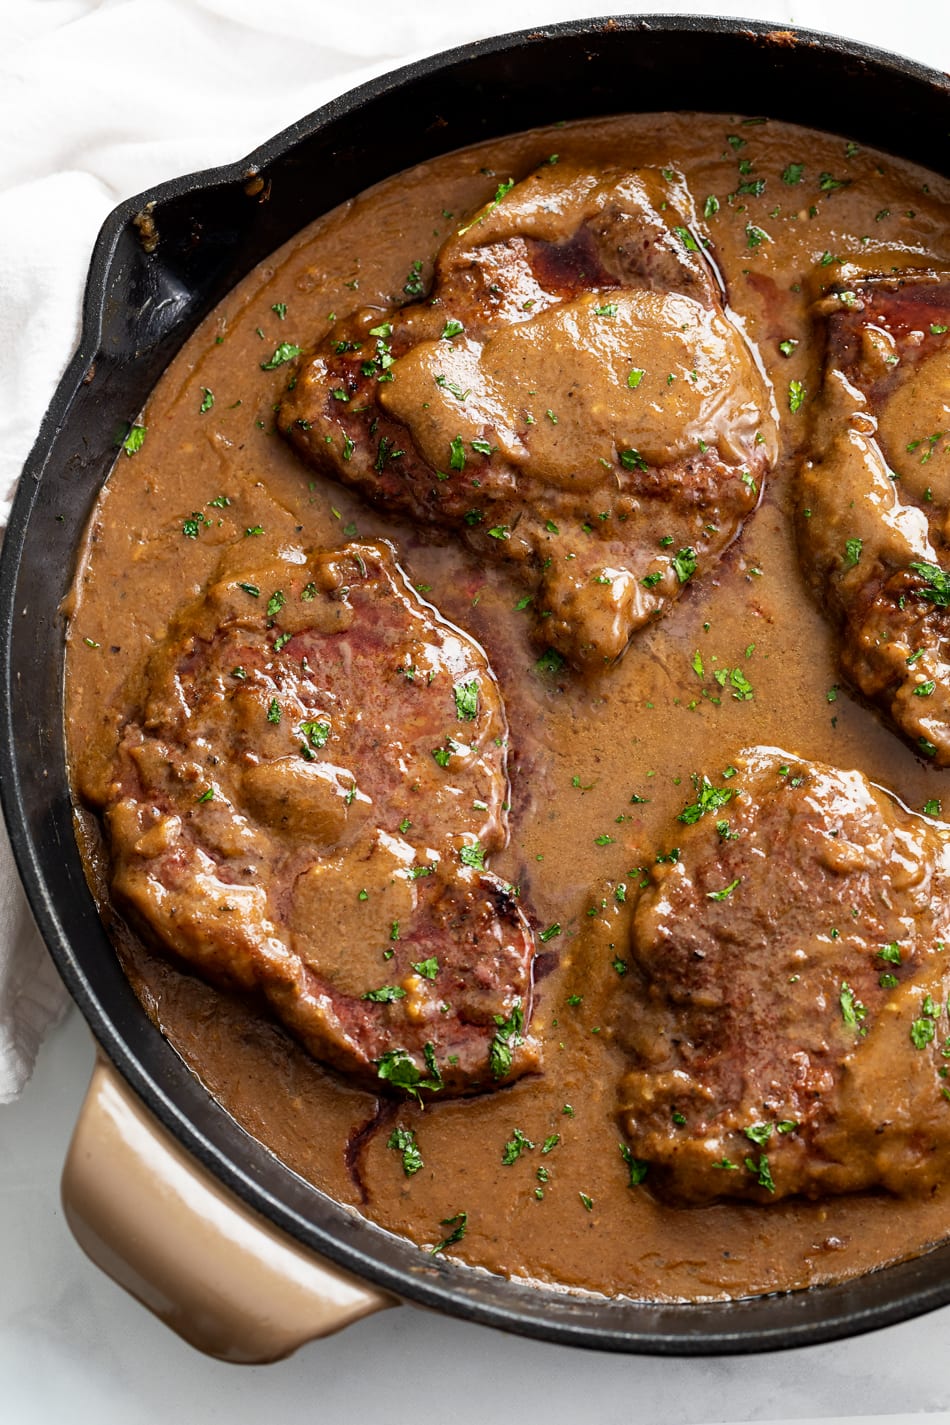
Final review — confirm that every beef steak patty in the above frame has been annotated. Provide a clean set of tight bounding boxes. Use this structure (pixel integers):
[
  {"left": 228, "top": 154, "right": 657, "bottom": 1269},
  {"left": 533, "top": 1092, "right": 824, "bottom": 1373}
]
[
  {"left": 797, "top": 259, "right": 950, "bottom": 763},
  {"left": 93, "top": 539, "right": 538, "bottom": 1096},
  {"left": 617, "top": 746, "right": 950, "bottom": 1203},
  {"left": 279, "top": 162, "right": 777, "bottom": 670}
]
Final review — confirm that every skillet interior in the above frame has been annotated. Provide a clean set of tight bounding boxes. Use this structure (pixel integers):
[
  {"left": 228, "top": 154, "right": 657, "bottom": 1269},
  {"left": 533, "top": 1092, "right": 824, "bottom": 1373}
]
[{"left": 4, "top": 14, "right": 950, "bottom": 1352}]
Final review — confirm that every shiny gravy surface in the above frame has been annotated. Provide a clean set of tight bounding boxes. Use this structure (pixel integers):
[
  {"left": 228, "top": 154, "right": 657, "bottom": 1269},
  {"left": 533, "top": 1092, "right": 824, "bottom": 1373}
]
[{"left": 66, "top": 112, "right": 950, "bottom": 1300}]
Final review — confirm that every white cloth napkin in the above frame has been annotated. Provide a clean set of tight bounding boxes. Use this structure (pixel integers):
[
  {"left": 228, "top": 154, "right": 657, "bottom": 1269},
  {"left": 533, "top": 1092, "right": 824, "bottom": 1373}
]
[{"left": 1, "top": 0, "right": 939, "bottom": 1100}]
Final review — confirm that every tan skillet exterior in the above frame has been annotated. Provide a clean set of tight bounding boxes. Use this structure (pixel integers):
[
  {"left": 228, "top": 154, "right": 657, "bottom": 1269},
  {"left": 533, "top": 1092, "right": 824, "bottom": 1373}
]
[{"left": 62, "top": 1053, "right": 395, "bottom": 1362}]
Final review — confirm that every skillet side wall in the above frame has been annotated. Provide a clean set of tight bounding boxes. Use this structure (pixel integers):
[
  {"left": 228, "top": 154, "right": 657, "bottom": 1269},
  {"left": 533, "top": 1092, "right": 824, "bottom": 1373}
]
[{"left": 3, "top": 15, "right": 950, "bottom": 1353}]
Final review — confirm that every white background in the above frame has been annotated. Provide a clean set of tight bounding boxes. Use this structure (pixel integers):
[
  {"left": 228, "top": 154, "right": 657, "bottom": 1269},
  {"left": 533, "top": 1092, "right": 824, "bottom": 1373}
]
[{"left": 4, "top": 2, "right": 950, "bottom": 1422}]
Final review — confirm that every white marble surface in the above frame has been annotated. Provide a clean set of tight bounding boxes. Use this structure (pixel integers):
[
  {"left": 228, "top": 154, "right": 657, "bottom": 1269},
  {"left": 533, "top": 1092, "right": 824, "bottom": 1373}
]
[{"left": 5, "top": 1, "right": 950, "bottom": 1420}]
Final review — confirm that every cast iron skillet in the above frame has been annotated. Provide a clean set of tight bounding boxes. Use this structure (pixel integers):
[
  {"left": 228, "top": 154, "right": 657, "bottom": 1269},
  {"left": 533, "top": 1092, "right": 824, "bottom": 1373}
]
[{"left": 4, "top": 14, "right": 950, "bottom": 1355}]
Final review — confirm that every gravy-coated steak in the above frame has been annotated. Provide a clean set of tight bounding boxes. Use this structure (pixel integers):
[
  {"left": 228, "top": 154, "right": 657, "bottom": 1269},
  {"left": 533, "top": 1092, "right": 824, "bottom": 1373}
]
[
  {"left": 798, "top": 260, "right": 950, "bottom": 762},
  {"left": 95, "top": 540, "right": 538, "bottom": 1096},
  {"left": 617, "top": 747, "right": 950, "bottom": 1204},
  {"left": 280, "top": 163, "right": 777, "bottom": 669}
]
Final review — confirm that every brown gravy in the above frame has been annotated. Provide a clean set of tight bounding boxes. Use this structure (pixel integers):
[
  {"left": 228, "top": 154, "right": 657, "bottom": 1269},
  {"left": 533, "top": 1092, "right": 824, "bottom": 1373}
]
[{"left": 66, "top": 112, "right": 950, "bottom": 1301}]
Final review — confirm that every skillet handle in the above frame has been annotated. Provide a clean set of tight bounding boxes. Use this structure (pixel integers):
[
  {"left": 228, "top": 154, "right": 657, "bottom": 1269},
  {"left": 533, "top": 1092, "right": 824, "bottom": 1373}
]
[{"left": 61, "top": 1054, "right": 396, "bottom": 1362}]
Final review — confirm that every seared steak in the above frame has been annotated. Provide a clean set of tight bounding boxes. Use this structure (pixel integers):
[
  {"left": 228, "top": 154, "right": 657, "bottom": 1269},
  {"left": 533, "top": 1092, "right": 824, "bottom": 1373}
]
[
  {"left": 280, "top": 163, "right": 777, "bottom": 670},
  {"left": 798, "top": 261, "right": 950, "bottom": 763},
  {"left": 617, "top": 746, "right": 950, "bottom": 1203},
  {"left": 97, "top": 540, "right": 538, "bottom": 1096}
]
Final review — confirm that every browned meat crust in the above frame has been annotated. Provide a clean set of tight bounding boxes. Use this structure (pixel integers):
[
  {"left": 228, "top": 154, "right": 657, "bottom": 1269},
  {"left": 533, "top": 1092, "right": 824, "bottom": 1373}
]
[
  {"left": 617, "top": 746, "right": 950, "bottom": 1204},
  {"left": 798, "top": 260, "right": 950, "bottom": 763},
  {"left": 279, "top": 163, "right": 777, "bottom": 670},
  {"left": 91, "top": 540, "right": 538, "bottom": 1097}
]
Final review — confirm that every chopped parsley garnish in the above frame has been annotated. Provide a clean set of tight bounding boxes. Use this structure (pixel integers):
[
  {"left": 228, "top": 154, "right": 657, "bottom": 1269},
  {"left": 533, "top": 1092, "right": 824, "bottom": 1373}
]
[
  {"left": 238, "top": 581, "right": 260, "bottom": 598},
  {"left": 535, "top": 649, "right": 565, "bottom": 676},
  {"left": 199, "top": 388, "right": 214, "bottom": 413},
  {"left": 619, "top": 447, "right": 648, "bottom": 472},
  {"left": 744, "top": 1123, "right": 773, "bottom": 1146},
  {"left": 707, "top": 878, "right": 740, "bottom": 901},
  {"left": 594, "top": 302, "right": 619, "bottom": 317},
  {"left": 300, "top": 719, "right": 330, "bottom": 750},
  {"left": 122, "top": 423, "right": 147, "bottom": 456},
  {"left": 673, "top": 225, "right": 699, "bottom": 252},
  {"left": 449, "top": 435, "right": 466, "bottom": 471},
  {"left": 579, "top": 1192, "right": 594, "bottom": 1211},
  {"left": 782, "top": 162, "right": 805, "bottom": 184},
  {"left": 456, "top": 178, "right": 515, "bottom": 238},
  {"left": 363, "top": 985, "right": 407, "bottom": 1003},
  {"left": 843, "top": 537, "right": 863, "bottom": 568},
  {"left": 788, "top": 380, "right": 806, "bottom": 413},
  {"left": 435, "top": 373, "right": 470, "bottom": 401},
  {"left": 266, "top": 590, "right": 285, "bottom": 618},
  {"left": 924, "top": 799, "right": 942, "bottom": 817},
  {"left": 374, "top": 435, "right": 404, "bottom": 472},
  {"left": 431, "top": 745, "right": 452, "bottom": 768},
  {"left": 911, "top": 1015, "right": 936, "bottom": 1049},
  {"left": 454, "top": 679, "right": 479, "bottom": 721},
  {"left": 909, "top": 560, "right": 950, "bottom": 608},
  {"left": 403, "top": 259, "right": 425, "bottom": 297},
  {"left": 430, "top": 1211, "right": 467, "bottom": 1254},
  {"left": 627, "top": 368, "right": 645, "bottom": 388},
  {"left": 441, "top": 319, "right": 464, "bottom": 339},
  {"left": 704, "top": 194, "right": 720, "bottom": 218},
  {"left": 412, "top": 958, "right": 439, "bottom": 980},
  {"left": 839, "top": 981, "right": 867, "bottom": 1030},
  {"left": 260, "top": 342, "right": 302, "bottom": 370},
  {"left": 489, "top": 1000, "right": 524, "bottom": 1079},
  {"left": 671, "top": 547, "right": 697, "bottom": 583},
  {"left": 387, "top": 1126, "right": 423, "bottom": 1176},
  {"left": 501, "top": 1128, "right": 535, "bottom": 1165},
  {"left": 182, "top": 510, "right": 210, "bottom": 539},
  {"left": 539, "top": 923, "right": 562, "bottom": 943},
  {"left": 678, "top": 775, "right": 733, "bottom": 824},
  {"left": 266, "top": 698, "right": 281, "bottom": 724},
  {"left": 744, "top": 1155, "right": 775, "bottom": 1192},
  {"left": 619, "top": 1142, "right": 649, "bottom": 1185},
  {"left": 377, "top": 1044, "right": 443, "bottom": 1102},
  {"left": 459, "top": 841, "right": 486, "bottom": 870}
]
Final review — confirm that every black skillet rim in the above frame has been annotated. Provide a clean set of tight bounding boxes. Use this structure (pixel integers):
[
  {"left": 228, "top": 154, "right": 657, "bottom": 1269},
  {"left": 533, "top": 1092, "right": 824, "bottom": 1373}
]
[{"left": 4, "top": 12, "right": 950, "bottom": 1355}]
